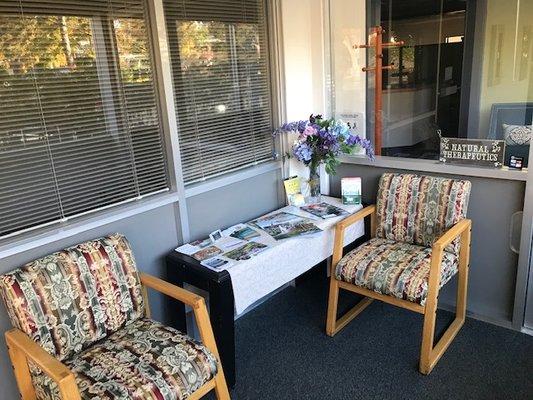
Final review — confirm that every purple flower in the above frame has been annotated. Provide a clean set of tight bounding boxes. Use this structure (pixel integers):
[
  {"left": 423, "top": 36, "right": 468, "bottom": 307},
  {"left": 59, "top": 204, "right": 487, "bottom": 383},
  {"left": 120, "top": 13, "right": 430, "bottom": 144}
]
[
  {"left": 293, "top": 142, "right": 313, "bottom": 163},
  {"left": 278, "top": 120, "right": 309, "bottom": 134},
  {"left": 276, "top": 115, "right": 375, "bottom": 169},
  {"left": 300, "top": 125, "right": 318, "bottom": 139}
]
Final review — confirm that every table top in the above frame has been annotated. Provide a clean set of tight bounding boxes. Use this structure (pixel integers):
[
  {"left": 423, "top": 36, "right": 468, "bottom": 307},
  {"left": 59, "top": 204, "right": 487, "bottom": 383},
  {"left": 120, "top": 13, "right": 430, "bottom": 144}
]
[{"left": 168, "top": 197, "right": 365, "bottom": 314}]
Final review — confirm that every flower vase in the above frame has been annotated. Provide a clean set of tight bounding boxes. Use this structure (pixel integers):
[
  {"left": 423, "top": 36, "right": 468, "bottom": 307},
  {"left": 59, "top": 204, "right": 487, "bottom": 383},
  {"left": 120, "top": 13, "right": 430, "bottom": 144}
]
[{"left": 307, "top": 165, "right": 321, "bottom": 204}]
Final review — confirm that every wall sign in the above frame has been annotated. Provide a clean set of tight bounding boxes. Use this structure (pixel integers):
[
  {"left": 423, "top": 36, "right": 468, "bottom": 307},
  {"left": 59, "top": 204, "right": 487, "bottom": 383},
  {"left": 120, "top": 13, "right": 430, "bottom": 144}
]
[{"left": 440, "top": 137, "right": 505, "bottom": 168}]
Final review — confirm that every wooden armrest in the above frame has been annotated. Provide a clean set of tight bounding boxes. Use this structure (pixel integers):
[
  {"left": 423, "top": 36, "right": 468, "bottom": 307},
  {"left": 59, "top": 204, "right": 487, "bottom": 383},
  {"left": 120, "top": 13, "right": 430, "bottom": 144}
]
[
  {"left": 331, "top": 205, "right": 376, "bottom": 269},
  {"left": 6, "top": 329, "right": 80, "bottom": 400},
  {"left": 6, "top": 329, "right": 72, "bottom": 383},
  {"left": 140, "top": 273, "right": 204, "bottom": 309},
  {"left": 432, "top": 219, "right": 472, "bottom": 251},
  {"left": 337, "top": 205, "right": 376, "bottom": 230}
]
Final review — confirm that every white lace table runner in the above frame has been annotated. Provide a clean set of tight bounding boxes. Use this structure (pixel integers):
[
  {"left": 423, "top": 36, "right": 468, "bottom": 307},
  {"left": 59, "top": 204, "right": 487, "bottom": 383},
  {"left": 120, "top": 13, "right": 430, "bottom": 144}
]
[{"left": 226, "top": 197, "right": 364, "bottom": 315}]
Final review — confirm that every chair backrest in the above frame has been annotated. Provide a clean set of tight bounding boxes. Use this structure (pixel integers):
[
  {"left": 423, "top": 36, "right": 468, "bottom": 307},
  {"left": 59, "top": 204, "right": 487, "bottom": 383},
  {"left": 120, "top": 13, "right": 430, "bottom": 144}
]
[
  {"left": 376, "top": 173, "right": 471, "bottom": 254},
  {"left": 0, "top": 234, "right": 145, "bottom": 361}
]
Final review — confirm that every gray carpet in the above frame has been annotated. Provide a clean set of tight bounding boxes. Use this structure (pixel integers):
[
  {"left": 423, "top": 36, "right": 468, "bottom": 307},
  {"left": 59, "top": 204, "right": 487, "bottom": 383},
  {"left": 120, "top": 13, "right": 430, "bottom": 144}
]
[{"left": 224, "top": 268, "right": 533, "bottom": 399}]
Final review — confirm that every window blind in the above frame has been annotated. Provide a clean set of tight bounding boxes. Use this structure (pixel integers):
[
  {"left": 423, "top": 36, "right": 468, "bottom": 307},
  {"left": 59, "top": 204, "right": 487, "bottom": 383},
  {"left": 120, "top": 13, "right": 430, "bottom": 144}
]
[
  {"left": 0, "top": 0, "right": 169, "bottom": 238},
  {"left": 163, "top": 0, "right": 275, "bottom": 184}
]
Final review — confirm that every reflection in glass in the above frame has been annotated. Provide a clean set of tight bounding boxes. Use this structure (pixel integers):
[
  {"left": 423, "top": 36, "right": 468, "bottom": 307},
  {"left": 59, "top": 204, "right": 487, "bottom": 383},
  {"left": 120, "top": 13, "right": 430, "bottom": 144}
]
[{"left": 358, "top": 0, "right": 533, "bottom": 166}]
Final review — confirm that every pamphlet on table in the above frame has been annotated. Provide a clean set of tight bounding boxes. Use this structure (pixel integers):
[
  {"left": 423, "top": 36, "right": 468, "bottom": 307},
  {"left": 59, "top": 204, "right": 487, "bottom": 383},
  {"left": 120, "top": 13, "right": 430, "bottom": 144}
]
[
  {"left": 341, "top": 177, "right": 362, "bottom": 205},
  {"left": 300, "top": 202, "right": 348, "bottom": 219},
  {"left": 283, "top": 176, "right": 305, "bottom": 206},
  {"left": 174, "top": 197, "right": 356, "bottom": 272}
]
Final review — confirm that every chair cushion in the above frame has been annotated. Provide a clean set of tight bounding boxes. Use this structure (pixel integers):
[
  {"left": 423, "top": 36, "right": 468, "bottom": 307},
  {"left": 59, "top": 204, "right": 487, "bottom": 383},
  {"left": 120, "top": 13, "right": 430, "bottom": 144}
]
[
  {"left": 375, "top": 173, "right": 471, "bottom": 254},
  {"left": 30, "top": 318, "right": 218, "bottom": 400},
  {"left": 0, "top": 234, "right": 145, "bottom": 361},
  {"left": 335, "top": 238, "right": 459, "bottom": 305}
]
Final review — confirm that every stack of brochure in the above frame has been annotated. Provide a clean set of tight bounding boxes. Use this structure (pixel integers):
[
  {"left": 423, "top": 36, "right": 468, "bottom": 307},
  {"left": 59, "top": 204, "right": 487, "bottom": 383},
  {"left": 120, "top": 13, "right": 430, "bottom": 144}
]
[
  {"left": 299, "top": 202, "right": 348, "bottom": 219},
  {"left": 249, "top": 212, "right": 322, "bottom": 240},
  {"left": 174, "top": 223, "right": 269, "bottom": 271},
  {"left": 175, "top": 209, "right": 326, "bottom": 271}
]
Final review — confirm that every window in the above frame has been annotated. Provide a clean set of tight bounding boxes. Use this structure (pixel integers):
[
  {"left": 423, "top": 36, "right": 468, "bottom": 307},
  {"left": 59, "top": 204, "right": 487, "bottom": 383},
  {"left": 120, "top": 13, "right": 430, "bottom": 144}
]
[
  {"left": 331, "top": 0, "right": 532, "bottom": 166},
  {"left": 163, "top": 0, "right": 275, "bottom": 184},
  {"left": 0, "top": 0, "right": 169, "bottom": 238}
]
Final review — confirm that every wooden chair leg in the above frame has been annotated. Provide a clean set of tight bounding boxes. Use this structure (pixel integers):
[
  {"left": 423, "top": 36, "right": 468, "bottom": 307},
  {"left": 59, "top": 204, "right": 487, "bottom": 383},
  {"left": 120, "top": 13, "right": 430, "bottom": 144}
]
[
  {"left": 420, "top": 294, "right": 438, "bottom": 374},
  {"left": 420, "top": 228, "right": 471, "bottom": 374},
  {"left": 7, "top": 344, "right": 37, "bottom": 400},
  {"left": 213, "top": 370, "right": 231, "bottom": 400},
  {"left": 193, "top": 300, "right": 230, "bottom": 399},
  {"left": 326, "top": 277, "right": 373, "bottom": 337},
  {"left": 326, "top": 277, "right": 340, "bottom": 336}
]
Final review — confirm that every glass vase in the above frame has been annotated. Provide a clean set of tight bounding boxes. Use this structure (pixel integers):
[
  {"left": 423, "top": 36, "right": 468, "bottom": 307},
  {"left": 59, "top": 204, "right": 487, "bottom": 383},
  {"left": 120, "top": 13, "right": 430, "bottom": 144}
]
[{"left": 307, "top": 165, "right": 321, "bottom": 204}]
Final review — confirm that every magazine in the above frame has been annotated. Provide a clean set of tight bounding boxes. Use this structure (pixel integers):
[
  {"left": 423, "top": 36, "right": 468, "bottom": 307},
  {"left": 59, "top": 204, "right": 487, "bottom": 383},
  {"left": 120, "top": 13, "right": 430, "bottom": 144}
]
[
  {"left": 224, "top": 242, "right": 268, "bottom": 261},
  {"left": 230, "top": 226, "right": 260, "bottom": 241},
  {"left": 300, "top": 202, "right": 348, "bottom": 219},
  {"left": 192, "top": 245, "right": 223, "bottom": 261},
  {"left": 190, "top": 238, "right": 212, "bottom": 248},
  {"left": 249, "top": 211, "right": 302, "bottom": 230},
  {"left": 262, "top": 220, "right": 322, "bottom": 240},
  {"left": 201, "top": 257, "right": 232, "bottom": 271}
]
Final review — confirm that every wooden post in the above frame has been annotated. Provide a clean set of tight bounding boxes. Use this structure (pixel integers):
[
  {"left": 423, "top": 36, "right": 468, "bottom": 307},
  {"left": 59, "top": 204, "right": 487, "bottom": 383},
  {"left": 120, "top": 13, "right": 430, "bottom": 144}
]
[{"left": 355, "top": 26, "right": 404, "bottom": 156}]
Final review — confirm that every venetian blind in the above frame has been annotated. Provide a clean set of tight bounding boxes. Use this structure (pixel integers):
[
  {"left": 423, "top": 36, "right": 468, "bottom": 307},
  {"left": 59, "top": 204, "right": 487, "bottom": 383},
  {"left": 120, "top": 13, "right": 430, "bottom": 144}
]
[
  {"left": 163, "top": 0, "right": 275, "bottom": 184},
  {"left": 0, "top": 0, "right": 169, "bottom": 238}
]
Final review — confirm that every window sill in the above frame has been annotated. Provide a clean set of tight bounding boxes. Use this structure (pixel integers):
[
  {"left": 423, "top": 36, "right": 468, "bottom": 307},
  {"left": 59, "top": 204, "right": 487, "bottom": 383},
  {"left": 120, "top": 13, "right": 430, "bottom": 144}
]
[
  {"left": 0, "top": 191, "right": 180, "bottom": 259},
  {"left": 339, "top": 155, "right": 528, "bottom": 182},
  {"left": 184, "top": 161, "right": 282, "bottom": 198}
]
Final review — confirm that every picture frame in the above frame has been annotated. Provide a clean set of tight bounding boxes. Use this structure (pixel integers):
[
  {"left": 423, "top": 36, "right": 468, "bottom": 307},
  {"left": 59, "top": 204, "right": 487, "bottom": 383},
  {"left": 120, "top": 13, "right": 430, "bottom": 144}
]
[{"left": 209, "top": 229, "right": 223, "bottom": 242}]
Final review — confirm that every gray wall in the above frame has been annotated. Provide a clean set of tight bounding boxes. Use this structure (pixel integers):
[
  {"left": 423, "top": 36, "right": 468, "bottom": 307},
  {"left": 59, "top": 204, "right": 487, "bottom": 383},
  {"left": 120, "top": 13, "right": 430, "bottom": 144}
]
[
  {"left": 187, "top": 169, "right": 284, "bottom": 241},
  {"left": 331, "top": 164, "right": 525, "bottom": 326},
  {"left": 0, "top": 204, "right": 181, "bottom": 400}
]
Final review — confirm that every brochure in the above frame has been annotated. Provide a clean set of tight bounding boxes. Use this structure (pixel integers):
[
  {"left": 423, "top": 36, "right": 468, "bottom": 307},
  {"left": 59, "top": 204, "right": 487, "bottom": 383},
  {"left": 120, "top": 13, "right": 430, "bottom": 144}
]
[
  {"left": 201, "top": 257, "right": 232, "bottom": 271},
  {"left": 341, "top": 177, "right": 362, "bottom": 205},
  {"left": 224, "top": 242, "right": 268, "bottom": 261},
  {"left": 262, "top": 220, "right": 322, "bottom": 240},
  {"left": 283, "top": 176, "right": 305, "bottom": 206},
  {"left": 230, "top": 226, "right": 260, "bottom": 241},
  {"left": 215, "top": 237, "right": 246, "bottom": 252},
  {"left": 300, "top": 202, "right": 348, "bottom": 219},
  {"left": 190, "top": 238, "right": 212, "bottom": 248},
  {"left": 175, "top": 243, "right": 199, "bottom": 256},
  {"left": 249, "top": 211, "right": 302, "bottom": 230},
  {"left": 192, "top": 245, "right": 223, "bottom": 261}
]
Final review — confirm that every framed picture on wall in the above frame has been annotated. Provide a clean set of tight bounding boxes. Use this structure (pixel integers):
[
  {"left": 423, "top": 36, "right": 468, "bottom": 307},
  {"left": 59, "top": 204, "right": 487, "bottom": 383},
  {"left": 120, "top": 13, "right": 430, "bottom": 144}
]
[{"left": 488, "top": 103, "right": 532, "bottom": 168}]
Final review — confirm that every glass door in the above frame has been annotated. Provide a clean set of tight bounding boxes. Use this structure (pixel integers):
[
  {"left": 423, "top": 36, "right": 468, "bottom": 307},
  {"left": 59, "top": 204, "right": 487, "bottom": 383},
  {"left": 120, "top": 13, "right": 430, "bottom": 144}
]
[{"left": 367, "top": 0, "right": 469, "bottom": 158}]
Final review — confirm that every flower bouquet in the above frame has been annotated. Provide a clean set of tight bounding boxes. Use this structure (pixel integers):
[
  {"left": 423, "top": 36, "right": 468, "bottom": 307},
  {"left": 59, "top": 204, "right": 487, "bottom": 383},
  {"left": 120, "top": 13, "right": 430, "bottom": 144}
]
[{"left": 275, "top": 114, "right": 374, "bottom": 200}]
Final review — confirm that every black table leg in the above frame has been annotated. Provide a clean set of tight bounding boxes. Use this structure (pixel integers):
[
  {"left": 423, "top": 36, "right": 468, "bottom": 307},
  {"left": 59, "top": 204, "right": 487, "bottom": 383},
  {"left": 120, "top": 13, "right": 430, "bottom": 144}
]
[
  {"left": 208, "top": 277, "right": 236, "bottom": 388},
  {"left": 166, "top": 255, "right": 237, "bottom": 388},
  {"left": 165, "top": 264, "right": 187, "bottom": 333}
]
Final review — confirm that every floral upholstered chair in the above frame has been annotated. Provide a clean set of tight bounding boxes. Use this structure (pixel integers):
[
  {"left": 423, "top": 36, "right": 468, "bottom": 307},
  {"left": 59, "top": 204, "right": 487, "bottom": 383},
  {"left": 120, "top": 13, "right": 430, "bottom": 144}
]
[
  {"left": 0, "top": 234, "right": 230, "bottom": 400},
  {"left": 326, "top": 173, "right": 472, "bottom": 374}
]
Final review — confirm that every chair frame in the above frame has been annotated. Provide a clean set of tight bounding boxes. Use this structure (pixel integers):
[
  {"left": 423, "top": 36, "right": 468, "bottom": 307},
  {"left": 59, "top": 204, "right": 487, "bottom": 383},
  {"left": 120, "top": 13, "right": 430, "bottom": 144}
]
[
  {"left": 326, "top": 205, "right": 472, "bottom": 375},
  {"left": 5, "top": 273, "right": 230, "bottom": 400}
]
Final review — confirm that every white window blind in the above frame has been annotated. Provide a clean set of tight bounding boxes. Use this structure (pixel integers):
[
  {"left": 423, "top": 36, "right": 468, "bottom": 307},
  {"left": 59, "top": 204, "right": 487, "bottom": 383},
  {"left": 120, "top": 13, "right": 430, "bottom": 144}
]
[
  {"left": 163, "top": 0, "right": 275, "bottom": 184},
  {"left": 0, "top": 0, "right": 169, "bottom": 238}
]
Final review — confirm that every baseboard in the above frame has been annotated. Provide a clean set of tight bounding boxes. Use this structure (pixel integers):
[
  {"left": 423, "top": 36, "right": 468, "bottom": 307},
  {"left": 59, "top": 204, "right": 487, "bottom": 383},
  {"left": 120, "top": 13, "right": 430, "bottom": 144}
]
[
  {"left": 438, "top": 302, "right": 514, "bottom": 331},
  {"left": 521, "top": 326, "right": 533, "bottom": 337}
]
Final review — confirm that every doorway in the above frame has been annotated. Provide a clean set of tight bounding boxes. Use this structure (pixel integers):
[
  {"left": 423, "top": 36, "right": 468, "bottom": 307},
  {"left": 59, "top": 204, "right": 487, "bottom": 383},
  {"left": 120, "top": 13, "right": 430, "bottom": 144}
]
[{"left": 367, "top": 0, "right": 472, "bottom": 158}]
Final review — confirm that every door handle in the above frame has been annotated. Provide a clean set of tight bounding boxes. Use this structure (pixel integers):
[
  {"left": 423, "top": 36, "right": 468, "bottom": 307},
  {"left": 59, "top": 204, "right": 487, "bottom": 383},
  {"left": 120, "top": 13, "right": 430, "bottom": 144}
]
[{"left": 509, "top": 211, "right": 523, "bottom": 254}]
